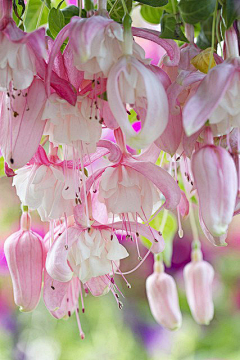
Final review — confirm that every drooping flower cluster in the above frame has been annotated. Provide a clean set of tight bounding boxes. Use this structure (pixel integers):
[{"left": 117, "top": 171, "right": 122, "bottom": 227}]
[{"left": 1, "top": 0, "right": 240, "bottom": 336}]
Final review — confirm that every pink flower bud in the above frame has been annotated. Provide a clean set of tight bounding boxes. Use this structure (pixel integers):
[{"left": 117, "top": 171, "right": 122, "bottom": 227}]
[
  {"left": 192, "top": 145, "right": 238, "bottom": 238},
  {"left": 4, "top": 213, "right": 44, "bottom": 312},
  {"left": 146, "top": 262, "right": 182, "bottom": 330},
  {"left": 184, "top": 249, "right": 214, "bottom": 325}
]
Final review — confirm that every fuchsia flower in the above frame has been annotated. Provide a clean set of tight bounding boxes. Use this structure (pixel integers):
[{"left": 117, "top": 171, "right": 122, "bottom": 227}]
[
  {"left": 107, "top": 56, "right": 169, "bottom": 149},
  {"left": 0, "top": 0, "right": 46, "bottom": 91},
  {"left": 146, "top": 261, "right": 182, "bottom": 330},
  {"left": 81, "top": 129, "right": 181, "bottom": 221},
  {"left": 183, "top": 28, "right": 240, "bottom": 137},
  {"left": 184, "top": 249, "right": 214, "bottom": 325},
  {"left": 192, "top": 144, "right": 238, "bottom": 238},
  {"left": 4, "top": 211, "right": 44, "bottom": 312},
  {"left": 12, "top": 146, "right": 76, "bottom": 221}
]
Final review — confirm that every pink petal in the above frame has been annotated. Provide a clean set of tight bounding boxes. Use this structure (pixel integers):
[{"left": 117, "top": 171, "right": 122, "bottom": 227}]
[{"left": 183, "top": 62, "right": 236, "bottom": 136}]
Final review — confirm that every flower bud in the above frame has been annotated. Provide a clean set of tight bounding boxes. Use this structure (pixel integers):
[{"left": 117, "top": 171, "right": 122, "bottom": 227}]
[
  {"left": 184, "top": 249, "right": 214, "bottom": 325},
  {"left": 192, "top": 145, "right": 238, "bottom": 238},
  {"left": 146, "top": 262, "right": 182, "bottom": 330},
  {"left": 4, "top": 212, "right": 44, "bottom": 312}
]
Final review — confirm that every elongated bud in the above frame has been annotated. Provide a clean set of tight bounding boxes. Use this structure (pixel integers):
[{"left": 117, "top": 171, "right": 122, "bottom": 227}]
[
  {"left": 146, "top": 261, "right": 182, "bottom": 330},
  {"left": 4, "top": 212, "right": 44, "bottom": 312},
  {"left": 184, "top": 249, "right": 214, "bottom": 325},
  {"left": 192, "top": 145, "right": 238, "bottom": 238}
]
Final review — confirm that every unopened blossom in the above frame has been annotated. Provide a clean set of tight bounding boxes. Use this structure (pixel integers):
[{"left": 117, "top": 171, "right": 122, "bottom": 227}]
[
  {"left": 184, "top": 249, "right": 214, "bottom": 325},
  {"left": 192, "top": 144, "right": 238, "bottom": 238},
  {"left": 4, "top": 211, "right": 44, "bottom": 312},
  {"left": 42, "top": 95, "right": 102, "bottom": 154},
  {"left": 146, "top": 261, "right": 182, "bottom": 330}
]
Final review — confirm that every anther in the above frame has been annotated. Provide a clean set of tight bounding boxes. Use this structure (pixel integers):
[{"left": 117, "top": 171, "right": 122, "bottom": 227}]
[
  {"left": 68, "top": 311, "right": 71, "bottom": 317},
  {"left": 65, "top": 244, "right": 68, "bottom": 250},
  {"left": 154, "top": 238, "right": 158, "bottom": 243},
  {"left": 127, "top": 283, "right": 131, "bottom": 289},
  {"left": 138, "top": 256, "right": 142, "bottom": 261},
  {"left": 10, "top": 158, "right": 14, "bottom": 164},
  {"left": 65, "top": 186, "right": 69, "bottom": 190},
  {"left": 136, "top": 232, "right": 139, "bottom": 237},
  {"left": 118, "top": 301, "right": 123, "bottom": 310},
  {"left": 51, "top": 285, "right": 55, "bottom": 290},
  {"left": 110, "top": 235, "right": 113, "bottom": 240}
]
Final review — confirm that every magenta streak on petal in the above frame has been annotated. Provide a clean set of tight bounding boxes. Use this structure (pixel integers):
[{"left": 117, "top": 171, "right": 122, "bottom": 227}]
[{"left": 46, "top": 24, "right": 71, "bottom": 99}]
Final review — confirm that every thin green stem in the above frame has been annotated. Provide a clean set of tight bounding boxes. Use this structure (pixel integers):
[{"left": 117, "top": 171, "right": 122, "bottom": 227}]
[
  {"left": 189, "top": 200, "right": 201, "bottom": 249},
  {"left": 208, "top": 0, "right": 218, "bottom": 71},
  {"left": 78, "top": 0, "right": 82, "bottom": 16},
  {"left": 108, "top": 0, "right": 119, "bottom": 17},
  {"left": 171, "top": 0, "right": 176, "bottom": 15},
  {"left": 121, "top": 0, "right": 128, "bottom": 15}
]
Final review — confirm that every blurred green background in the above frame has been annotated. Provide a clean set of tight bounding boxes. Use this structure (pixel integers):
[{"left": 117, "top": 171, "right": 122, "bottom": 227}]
[{"left": 1, "top": 174, "right": 240, "bottom": 360}]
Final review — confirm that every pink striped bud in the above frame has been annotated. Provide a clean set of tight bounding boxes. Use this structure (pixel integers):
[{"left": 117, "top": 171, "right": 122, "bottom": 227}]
[
  {"left": 146, "top": 262, "right": 182, "bottom": 330},
  {"left": 4, "top": 212, "right": 44, "bottom": 312},
  {"left": 192, "top": 145, "right": 238, "bottom": 238},
  {"left": 184, "top": 249, "right": 214, "bottom": 325}
]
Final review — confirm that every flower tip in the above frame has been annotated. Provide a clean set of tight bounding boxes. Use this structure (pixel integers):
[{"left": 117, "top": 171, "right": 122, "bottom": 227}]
[{"left": 80, "top": 332, "right": 85, "bottom": 340}]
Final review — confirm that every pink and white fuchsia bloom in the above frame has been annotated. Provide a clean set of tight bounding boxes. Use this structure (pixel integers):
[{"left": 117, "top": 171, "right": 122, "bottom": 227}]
[
  {"left": 0, "top": 0, "right": 46, "bottom": 90},
  {"left": 4, "top": 211, "right": 44, "bottom": 312},
  {"left": 184, "top": 249, "right": 214, "bottom": 325}
]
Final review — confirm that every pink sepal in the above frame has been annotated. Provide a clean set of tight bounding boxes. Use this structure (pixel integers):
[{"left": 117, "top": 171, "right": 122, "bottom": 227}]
[
  {"left": 183, "top": 62, "right": 236, "bottom": 136},
  {"left": 0, "top": 78, "right": 47, "bottom": 169},
  {"left": 132, "top": 27, "right": 180, "bottom": 66}
]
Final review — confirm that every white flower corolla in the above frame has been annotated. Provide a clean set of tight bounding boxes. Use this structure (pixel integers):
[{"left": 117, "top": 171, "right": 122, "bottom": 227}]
[
  {"left": 13, "top": 164, "right": 76, "bottom": 221},
  {"left": 42, "top": 95, "right": 102, "bottom": 154},
  {"left": 209, "top": 73, "right": 240, "bottom": 135},
  {"left": 0, "top": 33, "right": 36, "bottom": 90},
  {"left": 98, "top": 165, "right": 160, "bottom": 219},
  {"left": 67, "top": 228, "right": 129, "bottom": 283}
]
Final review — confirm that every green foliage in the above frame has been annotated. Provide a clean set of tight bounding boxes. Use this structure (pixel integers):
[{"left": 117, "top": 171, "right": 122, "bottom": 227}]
[
  {"left": 196, "top": 16, "right": 214, "bottom": 49},
  {"left": 48, "top": 7, "right": 65, "bottom": 37},
  {"left": 160, "top": 12, "right": 189, "bottom": 41},
  {"left": 61, "top": 5, "right": 79, "bottom": 24},
  {"left": 178, "top": 0, "right": 216, "bottom": 24},
  {"left": 41, "top": 0, "right": 52, "bottom": 9},
  {"left": 222, "top": 0, "right": 240, "bottom": 29},
  {"left": 137, "top": 0, "right": 168, "bottom": 7},
  {"left": 140, "top": 5, "right": 163, "bottom": 24},
  {"left": 24, "top": 0, "right": 49, "bottom": 31},
  {"left": 107, "top": 0, "right": 132, "bottom": 23}
]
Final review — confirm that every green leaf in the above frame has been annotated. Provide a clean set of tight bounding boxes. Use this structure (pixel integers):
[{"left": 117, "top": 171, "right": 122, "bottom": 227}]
[
  {"left": 61, "top": 5, "right": 79, "bottom": 24},
  {"left": 41, "top": 0, "right": 51, "bottom": 9},
  {"left": 222, "top": 0, "right": 240, "bottom": 29},
  {"left": 140, "top": 5, "right": 163, "bottom": 24},
  {"left": 141, "top": 210, "right": 177, "bottom": 267},
  {"left": 48, "top": 7, "right": 65, "bottom": 38},
  {"left": 138, "top": 0, "right": 168, "bottom": 7},
  {"left": 24, "top": 0, "right": 49, "bottom": 31},
  {"left": 160, "top": 12, "right": 189, "bottom": 42},
  {"left": 85, "top": 0, "right": 94, "bottom": 11},
  {"left": 178, "top": 0, "right": 216, "bottom": 24},
  {"left": 196, "top": 16, "right": 216, "bottom": 49},
  {"left": 163, "top": 0, "right": 177, "bottom": 13}
]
